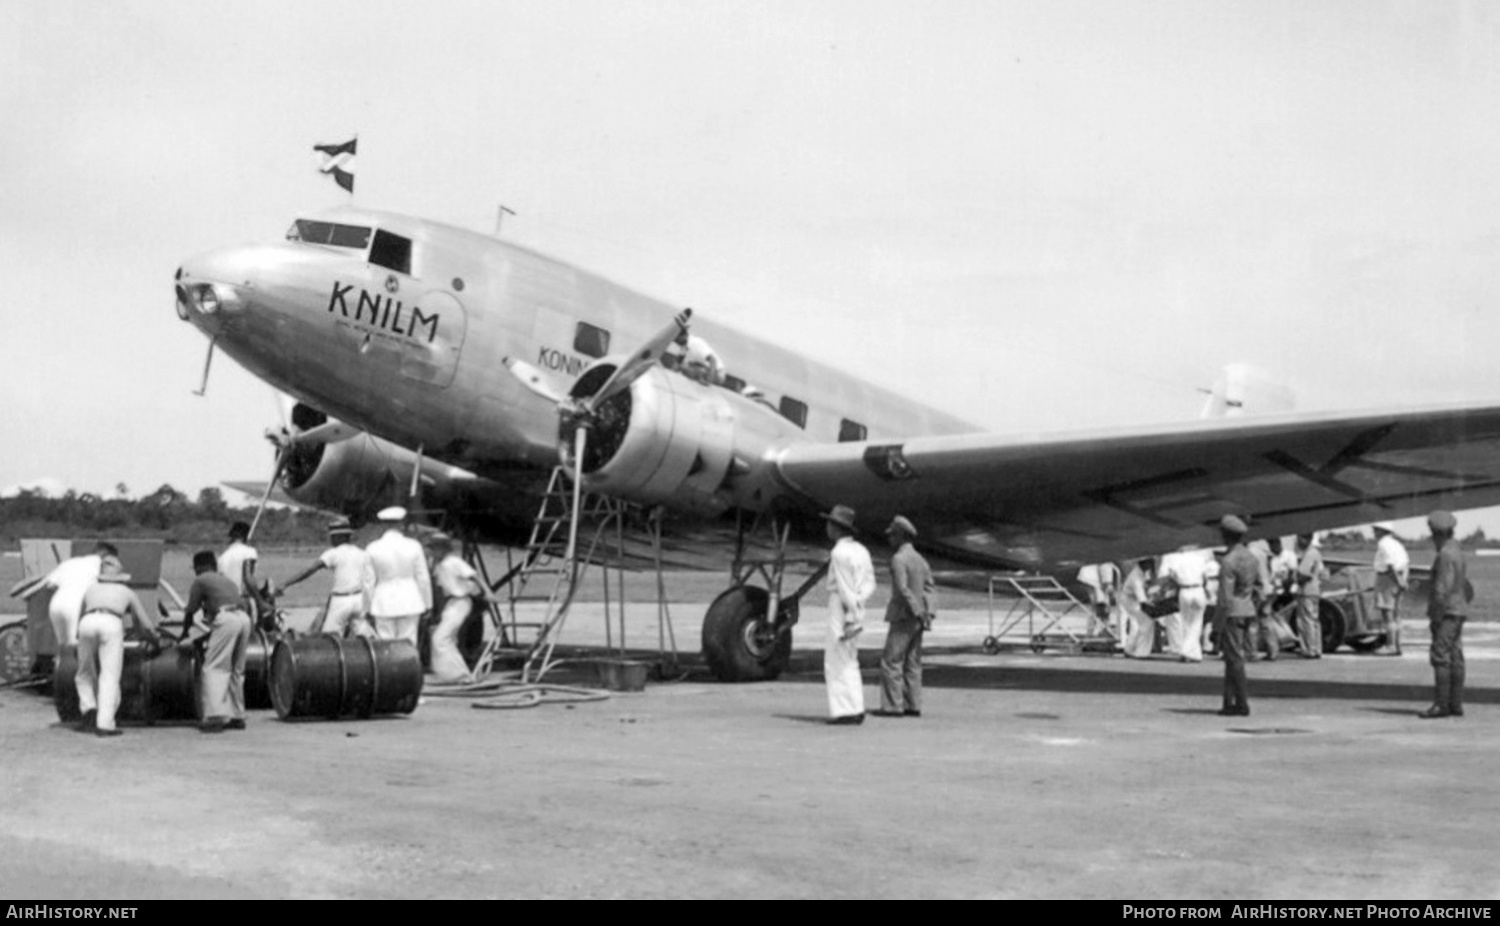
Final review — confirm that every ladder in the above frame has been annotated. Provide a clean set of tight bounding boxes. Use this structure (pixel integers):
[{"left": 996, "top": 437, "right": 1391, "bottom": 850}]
[
  {"left": 471, "top": 466, "right": 631, "bottom": 682},
  {"left": 985, "top": 574, "right": 1116, "bottom": 654}
]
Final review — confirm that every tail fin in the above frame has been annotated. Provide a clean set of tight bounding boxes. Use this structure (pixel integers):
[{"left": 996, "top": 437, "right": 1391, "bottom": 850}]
[{"left": 1199, "top": 363, "right": 1296, "bottom": 419}]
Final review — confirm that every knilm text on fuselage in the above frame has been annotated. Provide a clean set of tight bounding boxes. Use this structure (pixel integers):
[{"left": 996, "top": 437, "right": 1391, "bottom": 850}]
[{"left": 327, "top": 282, "right": 440, "bottom": 343}]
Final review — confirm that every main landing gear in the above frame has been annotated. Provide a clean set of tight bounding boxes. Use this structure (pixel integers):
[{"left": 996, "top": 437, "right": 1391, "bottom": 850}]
[{"left": 700, "top": 513, "right": 827, "bottom": 683}]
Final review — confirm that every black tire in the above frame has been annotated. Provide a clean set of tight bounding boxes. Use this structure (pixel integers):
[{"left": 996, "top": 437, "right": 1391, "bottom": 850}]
[
  {"left": 1347, "top": 634, "right": 1387, "bottom": 654},
  {"left": 1319, "top": 599, "right": 1346, "bottom": 654},
  {"left": 0, "top": 621, "right": 30, "bottom": 685},
  {"left": 701, "top": 586, "right": 792, "bottom": 682},
  {"left": 982, "top": 636, "right": 1000, "bottom": 655}
]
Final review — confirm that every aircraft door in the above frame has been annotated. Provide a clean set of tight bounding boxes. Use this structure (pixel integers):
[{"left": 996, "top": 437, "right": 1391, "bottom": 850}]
[{"left": 399, "top": 289, "right": 466, "bottom": 388}]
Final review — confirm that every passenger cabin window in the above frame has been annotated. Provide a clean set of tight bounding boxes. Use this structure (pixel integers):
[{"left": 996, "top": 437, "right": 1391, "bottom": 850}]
[
  {"left": 779, "top": 396, "right": 808, "bottom": 429},
  {"left": 286, "top": 220, "right": 371, "bottom": 249},
  {"left": 574, "top": 322, "right": 611, "bottom": 359},
  {"left": 839, "top": 419, "right": 867, "bottom": 442},
  {"left": 721, "top": 374, "right": 746, "bottom": 393},
  {"left": 369, "top": 229, "right": 413, "bottom": 275}
]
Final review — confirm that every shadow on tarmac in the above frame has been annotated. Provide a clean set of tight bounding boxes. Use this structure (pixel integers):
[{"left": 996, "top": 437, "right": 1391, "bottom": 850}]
[{"left": 781, "top": 651, "right": 1464, "bottom": 704}]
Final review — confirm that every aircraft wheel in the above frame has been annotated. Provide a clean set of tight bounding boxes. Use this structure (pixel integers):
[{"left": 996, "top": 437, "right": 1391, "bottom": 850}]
[
  {"left": 1319, "top": 600, "right": 1346, "bottom": 654},
  {"left": 0, "top": 621, "right": 30, "bottom": 685},
  {"left": 701, "top": 586, "right": 791, "bottom": 683},
  {"left": 1347, "top": 634, "right": 1387, "bottom": 654},
  {"left": 982, "top": 636, "right": 1000, "bottom": 655}
]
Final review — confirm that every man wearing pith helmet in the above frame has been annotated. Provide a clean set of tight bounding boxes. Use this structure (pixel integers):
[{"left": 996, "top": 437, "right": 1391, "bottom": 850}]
[
  {"left": 1421, "top": 510, "right": 1470, "bottom": 719},
  {"left": 875, "top": 515, "right": 934, "bottom": 718}
]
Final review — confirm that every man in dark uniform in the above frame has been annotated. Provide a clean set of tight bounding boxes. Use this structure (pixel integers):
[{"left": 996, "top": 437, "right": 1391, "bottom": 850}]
[
  {"left": 1422, "top": 510, "right": 1470, "bottom": 719},
  {"left": 874, "top": 515, "right": 934, "bottom": 718},
  {"left": 178, "top": 551, "right": 254, "bottom": 733},
  {"left": 1217, "top": 515, "right": 1262, "bottom": 717}
]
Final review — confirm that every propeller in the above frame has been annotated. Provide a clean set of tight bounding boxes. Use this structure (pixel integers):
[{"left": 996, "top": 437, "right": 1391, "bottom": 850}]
[
  {"left": 503, "top": 308, "right": 693, "bottom": 563},
  {"left": 246, "top": 410, "right": 361, "bottom": 541}
]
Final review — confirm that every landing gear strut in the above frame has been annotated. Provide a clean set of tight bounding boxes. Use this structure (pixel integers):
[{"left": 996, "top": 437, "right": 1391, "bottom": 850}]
[{"left": 701, "top": 513, "right": 828, "bottom": 683}]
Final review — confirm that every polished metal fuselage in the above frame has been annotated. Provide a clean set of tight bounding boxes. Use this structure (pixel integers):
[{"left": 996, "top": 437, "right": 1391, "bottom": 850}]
[{"left": 177, "top": 207, "right": 975, "bottom": 518}]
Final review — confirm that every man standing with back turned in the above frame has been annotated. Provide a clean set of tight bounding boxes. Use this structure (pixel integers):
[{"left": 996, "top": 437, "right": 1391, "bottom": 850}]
[
  {"left": 1217, "top": 515, "right": 1261, "bottom": 717},
  {"left": 823, "top": 504, "right": 874, "bottom": 726},
  {"left": 876, "top": 515, "right": 933, "bottom": 718},
  {"left": 1422, "top": 510, "right": 1470, "bottom": 719},
  {"left": 365, "top": 506, "right": 433, "bottom": 646}
]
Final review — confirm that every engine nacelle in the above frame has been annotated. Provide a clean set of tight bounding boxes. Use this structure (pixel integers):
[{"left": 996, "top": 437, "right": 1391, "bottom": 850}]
[
  {"left": 276, "top": 404, "right": 530, "bottom": 529},
  {"left": 567, "top": 363, "right": 780, "bottom": 515}
]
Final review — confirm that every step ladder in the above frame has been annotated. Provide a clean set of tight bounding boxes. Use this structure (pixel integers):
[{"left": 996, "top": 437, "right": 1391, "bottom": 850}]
[
  {"left": 471, "top": 466, "right": 631, "bottom": 682},
  {"left": 984, "top": 574, "right": 1118, "bottom": 654}
]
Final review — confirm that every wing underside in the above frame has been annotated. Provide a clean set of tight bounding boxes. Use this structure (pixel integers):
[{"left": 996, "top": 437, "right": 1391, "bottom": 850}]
[{"left": 773, "top": 402, "right": 1500, "bottom": 570}]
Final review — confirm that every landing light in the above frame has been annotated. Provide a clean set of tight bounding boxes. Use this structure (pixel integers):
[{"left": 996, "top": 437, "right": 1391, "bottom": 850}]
[{"left": 195, "top": 285, "right": 220, "bottom": 315}]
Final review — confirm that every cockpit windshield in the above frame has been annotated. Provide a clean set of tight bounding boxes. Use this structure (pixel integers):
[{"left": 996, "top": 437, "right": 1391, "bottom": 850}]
[{"left": 285, "top": 219, "right": 372, "bottom": 250}]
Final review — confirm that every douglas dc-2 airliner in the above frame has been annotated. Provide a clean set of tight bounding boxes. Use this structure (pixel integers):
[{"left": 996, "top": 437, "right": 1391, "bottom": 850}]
[{"left": 176, "top": 206, "right": 1500, "bottom": 680}]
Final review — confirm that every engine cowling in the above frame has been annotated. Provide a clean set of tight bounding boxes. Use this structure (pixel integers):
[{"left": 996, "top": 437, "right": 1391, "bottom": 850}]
[
  {"left": 565, "top": 363, "right": 785, "bottom": 515},
  {"left": 275, "top": 405, "right": 531, "bottom": 529}
]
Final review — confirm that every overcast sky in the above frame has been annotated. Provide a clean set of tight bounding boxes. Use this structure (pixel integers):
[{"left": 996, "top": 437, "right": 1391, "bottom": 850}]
[{"left": 4, "top": 0, "right": 1500, "bottom": 536}]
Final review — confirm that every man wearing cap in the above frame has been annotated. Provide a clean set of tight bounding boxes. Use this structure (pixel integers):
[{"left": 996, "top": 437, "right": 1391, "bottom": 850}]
[
  {"left": 365, "top": 507, "right": 433, "bottom": 645},
  {"left": 1216, "top": 514, "right": 1262, "bottom": 716},
  {"left": 1371, "top": 523, "right": 1409, "bottom": 656},
  {"left": 177, "top": 551, "right": 253, "bottom": 733},
  {"left": 280, "top": 521, "right": 374, "bottom": 638},
  {"left": 428, "top": 533, "right": 490, "bottom": 684},
  {"left": 823, "top": 504, "right": 875, "bottom": 725},
  {"left": 40, "top": 541, "right": 114, "bottom": 648},
  {"left": 74, "top": 557, "right": 163, "bottom": 737},
  {"left": 1422, "top": 510, "right": 1470, "bottom": 719},
  {"left": 875, "top": 515, "right": 934, "bottom": 718}
]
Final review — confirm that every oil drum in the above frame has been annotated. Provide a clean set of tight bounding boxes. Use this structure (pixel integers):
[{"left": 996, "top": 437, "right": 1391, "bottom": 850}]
[
  {"left": 269, "top": 635, "right": 423, "bottom": 720},
  {"left": 53, "top": 642, "right": 199, "bottom": 725},
  {"left": 244, "top": 629, "right": 291, "bottom": 710}
]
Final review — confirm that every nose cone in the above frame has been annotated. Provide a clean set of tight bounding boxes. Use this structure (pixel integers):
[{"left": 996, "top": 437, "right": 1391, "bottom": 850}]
[{"left": 175, "top": 245, "right": 261, "bottom": 326}]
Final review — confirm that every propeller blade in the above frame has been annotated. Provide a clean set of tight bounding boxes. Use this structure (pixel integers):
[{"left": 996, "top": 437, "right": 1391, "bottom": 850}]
[
  {"left": 582, "top": 308, "right": 691, "bottom": 412},
  {"left": 247, "top": 447, "right": 288, "bottom": 542},
  {"left": 503, "top": 357, "right": 568, "bottom": 405},
  {"left": 564, "top": 425, "right": 588, "bottom": 567},
  {"left": 294, "top": 419, "right": 360, "bottom": 446}
]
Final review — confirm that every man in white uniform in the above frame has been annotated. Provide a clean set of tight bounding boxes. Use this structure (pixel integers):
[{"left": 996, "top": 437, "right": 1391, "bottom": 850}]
[
  {"left": 41, "top": 542, "right": 111, "bottom": 647},
  {"left": 1372, "top": 522, "right": 1410, "bottom": 656},
  {"left": 75, "top": 557, "right": 163, "bottom": 737},
  {"left": 1120, "top": 559, "right": 1158, "bottom": 658},
  {"left": 280, "top": 521, "right": 374, "bottom": 637},
  {"left": 218, "top": 521, "right": 261, "bottom": 624},
  {"left": 365, "top": 507, "right": 432, "bottom": 645},
  {"left": 428, "top": 533, "right": 490, "bottom": 684},
  {"left": 823, "top": 504, "right": 874, "bottom": 725},
  {"left": 1158, "top": 548, "right": 1207, "bottom": 662}
]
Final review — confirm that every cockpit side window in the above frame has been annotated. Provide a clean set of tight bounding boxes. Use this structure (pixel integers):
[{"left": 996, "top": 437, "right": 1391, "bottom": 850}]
[
  {"left": 574, "top": 322, "right": 611, "bottom": 358},
  {"left": 286, "top": 220, "right": 371, "bottom": 249},
  {"left": 369, "top": 229, "right": 413, "bottom": 275}
]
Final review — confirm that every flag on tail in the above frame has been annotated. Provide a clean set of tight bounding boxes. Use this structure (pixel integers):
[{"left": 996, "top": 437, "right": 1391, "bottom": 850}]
[{"left": 314, "top": 137, "right": 357, "bottom": 193}]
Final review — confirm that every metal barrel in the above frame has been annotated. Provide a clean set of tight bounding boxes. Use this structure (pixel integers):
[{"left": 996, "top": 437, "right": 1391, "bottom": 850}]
[
  {"left": 268, "top": 635, "right": 423, "bottom": 721},
  {"left": 53, "top": 642, "right": 199, "bottom": 725},
  {"left": 244, "top": 629, "right": 291, "bottom": 710}
]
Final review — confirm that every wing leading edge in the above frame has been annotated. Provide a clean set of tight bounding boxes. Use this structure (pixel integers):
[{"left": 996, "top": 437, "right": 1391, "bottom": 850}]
[{"left": 773, "top": 402, "right": 1500, "bottom": 570}]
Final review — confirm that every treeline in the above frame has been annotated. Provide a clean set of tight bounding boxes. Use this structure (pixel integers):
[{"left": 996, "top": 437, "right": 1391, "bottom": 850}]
[{"left": 0, "top": 485, "right": 329, "bottom": 547}]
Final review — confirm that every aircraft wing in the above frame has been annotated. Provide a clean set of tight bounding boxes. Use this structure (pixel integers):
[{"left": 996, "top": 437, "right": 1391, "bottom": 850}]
[{"left": 774, "top": 401, "right": 1500, "bottom": 571}]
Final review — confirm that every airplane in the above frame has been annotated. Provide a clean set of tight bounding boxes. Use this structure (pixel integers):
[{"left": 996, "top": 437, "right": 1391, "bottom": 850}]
[{"left": 174, "top": 205, "right": 1500, "bottom": 681}]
